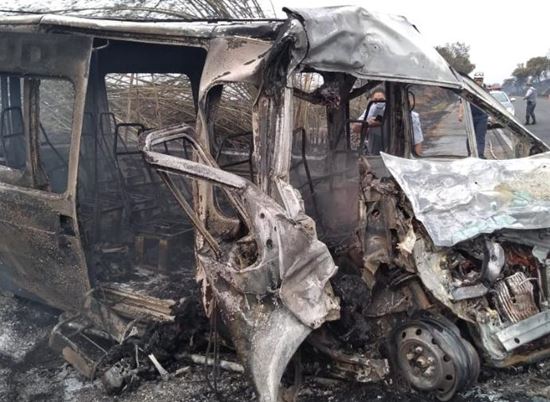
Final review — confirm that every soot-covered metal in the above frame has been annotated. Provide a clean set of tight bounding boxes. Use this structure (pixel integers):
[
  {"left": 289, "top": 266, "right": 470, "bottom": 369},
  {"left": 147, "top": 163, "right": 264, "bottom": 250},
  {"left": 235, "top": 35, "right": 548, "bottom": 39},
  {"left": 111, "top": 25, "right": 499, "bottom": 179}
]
[{"left": 0, "top": 7, "right": 550, "bottom": 402}]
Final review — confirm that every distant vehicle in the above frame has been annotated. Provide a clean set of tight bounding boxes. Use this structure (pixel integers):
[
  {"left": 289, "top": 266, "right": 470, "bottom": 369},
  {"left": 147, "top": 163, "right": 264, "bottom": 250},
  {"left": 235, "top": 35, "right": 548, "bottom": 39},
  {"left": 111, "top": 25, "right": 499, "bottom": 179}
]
[
  {"left": 490, "top": 90, "right": 515, "bottom": 116},
  {"left": 488, "top": 90, "right": 515, "bottom": 128}
]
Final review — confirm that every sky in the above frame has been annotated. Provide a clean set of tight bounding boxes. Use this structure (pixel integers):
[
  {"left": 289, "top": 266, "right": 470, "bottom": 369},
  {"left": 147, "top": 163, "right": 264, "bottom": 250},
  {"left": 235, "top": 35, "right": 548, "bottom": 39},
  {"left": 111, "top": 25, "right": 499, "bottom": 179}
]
[{"left": 271, "top": 0, "right": 550, "bottom": 84}]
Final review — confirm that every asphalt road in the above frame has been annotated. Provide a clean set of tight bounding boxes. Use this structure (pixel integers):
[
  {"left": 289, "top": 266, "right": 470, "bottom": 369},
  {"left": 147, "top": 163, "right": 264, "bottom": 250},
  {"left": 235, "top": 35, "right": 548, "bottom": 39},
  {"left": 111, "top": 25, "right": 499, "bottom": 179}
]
[{"left": 423, "top": 95, "right": 550, "bottom": 158}]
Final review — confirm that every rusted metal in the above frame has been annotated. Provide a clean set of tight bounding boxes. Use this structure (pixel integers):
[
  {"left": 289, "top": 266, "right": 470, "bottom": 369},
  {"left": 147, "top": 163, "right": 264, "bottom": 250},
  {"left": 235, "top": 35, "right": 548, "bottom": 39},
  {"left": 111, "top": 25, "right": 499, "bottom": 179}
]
[
  {"left": 133, "top": 221, "right": 191, "bottom": 272},
  {"left": 49, "top": 315, "right": 109, "bottom": 380},
  {"left": 308, "top": 330, "right": 389, "bottom": 383},
  {"left": 98, "top": 284, "right": 178, "bottom": 322}
]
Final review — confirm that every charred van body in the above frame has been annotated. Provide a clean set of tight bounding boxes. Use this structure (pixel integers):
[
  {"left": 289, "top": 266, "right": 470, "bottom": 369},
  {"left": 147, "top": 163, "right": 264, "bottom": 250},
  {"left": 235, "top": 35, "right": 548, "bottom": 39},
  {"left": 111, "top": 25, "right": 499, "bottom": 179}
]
[{"left": 0, "top": 7, "right": 549, "bottom": 401}]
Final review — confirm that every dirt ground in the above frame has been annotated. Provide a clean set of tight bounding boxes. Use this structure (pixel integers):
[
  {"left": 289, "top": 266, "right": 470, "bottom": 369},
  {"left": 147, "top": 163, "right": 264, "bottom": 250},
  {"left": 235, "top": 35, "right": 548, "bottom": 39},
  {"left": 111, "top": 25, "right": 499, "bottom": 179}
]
[{"left": 1, "top": 293, "right": 550, "bottom": 402}]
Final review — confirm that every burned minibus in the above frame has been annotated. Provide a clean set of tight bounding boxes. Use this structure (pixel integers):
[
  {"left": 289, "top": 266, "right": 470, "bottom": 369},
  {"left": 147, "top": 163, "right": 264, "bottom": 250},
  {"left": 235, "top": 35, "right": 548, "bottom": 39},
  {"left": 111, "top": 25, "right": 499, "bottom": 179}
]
[{"left": 1, "top": 6, "right": 550, "bottom": 401}]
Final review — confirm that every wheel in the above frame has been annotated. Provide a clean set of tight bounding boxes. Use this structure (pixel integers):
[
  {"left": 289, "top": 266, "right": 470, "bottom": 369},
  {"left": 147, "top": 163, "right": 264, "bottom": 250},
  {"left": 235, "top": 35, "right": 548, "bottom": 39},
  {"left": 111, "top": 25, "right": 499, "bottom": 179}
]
[
  {"left": 418, "top": 315, "right": 480, "bottom": 390},
  {"left": 393, "top": 318, "right": 480, "bottom": 401}
]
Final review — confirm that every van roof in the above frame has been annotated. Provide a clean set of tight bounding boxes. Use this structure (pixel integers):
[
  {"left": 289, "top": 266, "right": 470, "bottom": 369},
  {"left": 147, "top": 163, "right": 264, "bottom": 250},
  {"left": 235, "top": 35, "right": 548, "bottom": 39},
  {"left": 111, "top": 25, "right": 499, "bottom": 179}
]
[{"left": 0, "top": 6, "right": 461, "bottom": 87}]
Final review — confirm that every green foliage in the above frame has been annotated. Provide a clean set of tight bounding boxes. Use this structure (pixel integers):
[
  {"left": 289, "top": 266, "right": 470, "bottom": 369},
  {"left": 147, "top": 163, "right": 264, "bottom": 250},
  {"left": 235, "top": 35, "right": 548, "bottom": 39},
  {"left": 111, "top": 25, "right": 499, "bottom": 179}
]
[
  {"left": 435, "top": 42, "right": 476, "bottom": 74},
  {"left": 512, "top": 63, "right": 530, "bottom": 81},
  {"left": 526, "top": 56, "right": 549, "bottom": 81},
  {"left": 512, "top": 57, "right": 549, "bottom": 83}
]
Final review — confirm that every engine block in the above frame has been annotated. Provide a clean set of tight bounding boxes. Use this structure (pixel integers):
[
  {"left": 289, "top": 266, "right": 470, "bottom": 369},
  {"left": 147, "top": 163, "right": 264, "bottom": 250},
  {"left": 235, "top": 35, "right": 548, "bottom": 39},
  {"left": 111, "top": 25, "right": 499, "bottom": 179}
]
[{"left": 494, "top": 272, "right": 539, "bottom": 323}]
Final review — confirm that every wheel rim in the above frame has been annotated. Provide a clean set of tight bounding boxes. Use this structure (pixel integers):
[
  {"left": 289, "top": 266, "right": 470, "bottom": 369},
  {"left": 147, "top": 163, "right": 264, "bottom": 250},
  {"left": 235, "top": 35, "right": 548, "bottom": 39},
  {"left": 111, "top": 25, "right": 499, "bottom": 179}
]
[
  {"left": 396, "top": 324, "right": 457, "bottom": 396},
  {"left": 393, "top": 317, "right": 480, "bottom": 401}
]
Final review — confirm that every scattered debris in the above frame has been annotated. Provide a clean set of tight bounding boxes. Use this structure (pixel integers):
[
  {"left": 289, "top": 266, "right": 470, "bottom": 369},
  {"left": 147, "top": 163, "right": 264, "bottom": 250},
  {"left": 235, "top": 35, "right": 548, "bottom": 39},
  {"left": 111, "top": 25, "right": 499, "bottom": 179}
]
[
  {"left": 148, "top": 354, "right": 169, "bottom": 381},
  {"left": 177, "top": 353, "right": 244, "bottom": 373}
]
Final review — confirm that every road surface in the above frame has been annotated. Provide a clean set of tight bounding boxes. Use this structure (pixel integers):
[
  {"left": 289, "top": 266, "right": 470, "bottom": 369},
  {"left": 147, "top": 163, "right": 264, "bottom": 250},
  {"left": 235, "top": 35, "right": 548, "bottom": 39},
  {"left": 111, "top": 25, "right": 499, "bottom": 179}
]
[
  {"left": 511, "top": 96, "right": 550, "bottom": 144},
  {"left": 421, "top": 95, "right": 550, "bottom": 158}
]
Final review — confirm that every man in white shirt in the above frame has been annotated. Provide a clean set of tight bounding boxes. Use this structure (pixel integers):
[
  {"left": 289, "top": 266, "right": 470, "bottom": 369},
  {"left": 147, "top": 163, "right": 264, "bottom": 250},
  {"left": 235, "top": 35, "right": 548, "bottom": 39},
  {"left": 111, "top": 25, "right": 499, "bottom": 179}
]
[
  {"left": 410, "top": 111, "right": 424, "bottom": 155},
  {"left": 523, "top": 80, "right": 537, "bottom": 125},
  {"left": 352, "top": 89, "right": 423, "bottom": 155}
]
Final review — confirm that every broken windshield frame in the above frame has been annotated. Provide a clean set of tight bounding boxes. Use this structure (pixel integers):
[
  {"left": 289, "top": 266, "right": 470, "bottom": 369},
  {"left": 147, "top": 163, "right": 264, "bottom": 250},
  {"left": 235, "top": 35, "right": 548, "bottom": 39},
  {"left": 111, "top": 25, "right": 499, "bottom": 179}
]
[
  {"left": 460, "top": 74, "right": 549, "bottom": 154},
  {"left": 405, "top": 84, "right": 478, "bottom": 159}
]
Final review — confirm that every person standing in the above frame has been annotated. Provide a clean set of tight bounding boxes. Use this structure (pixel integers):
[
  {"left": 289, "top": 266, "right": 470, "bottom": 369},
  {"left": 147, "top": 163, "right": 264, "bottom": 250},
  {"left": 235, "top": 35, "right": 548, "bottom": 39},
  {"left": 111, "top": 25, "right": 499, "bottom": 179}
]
[
  {"left": 524, "top": 80, "right": 537, "bottom": 125},
  {"left": 352, "top": 88, "right": 423, "bottom": 155},
  {"left": 352, "top": 88, "right": 386, "bottom": 155},
  {"left": 471, "top": 72, "right": 489, "bottom": 158}
]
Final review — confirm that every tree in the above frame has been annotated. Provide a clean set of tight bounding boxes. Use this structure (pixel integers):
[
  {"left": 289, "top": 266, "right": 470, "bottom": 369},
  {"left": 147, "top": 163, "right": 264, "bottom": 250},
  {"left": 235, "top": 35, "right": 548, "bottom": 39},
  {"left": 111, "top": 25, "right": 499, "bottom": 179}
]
[
  {"left": 512, "top": 63, "right": 530, "bottom": 84},
  {"left": 525, "top": 56, "right": 549, "bottom": 82},
  {"left": 435, "top": 42, "right": 476, "bottom": 74}
]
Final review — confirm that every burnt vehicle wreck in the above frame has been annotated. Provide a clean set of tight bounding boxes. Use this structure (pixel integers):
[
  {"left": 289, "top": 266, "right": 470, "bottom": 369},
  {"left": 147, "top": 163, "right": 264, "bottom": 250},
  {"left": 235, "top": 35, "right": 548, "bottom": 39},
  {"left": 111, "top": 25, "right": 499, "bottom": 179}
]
[{"left": 1, "top": 6, "right": 550, "bottom": 401}]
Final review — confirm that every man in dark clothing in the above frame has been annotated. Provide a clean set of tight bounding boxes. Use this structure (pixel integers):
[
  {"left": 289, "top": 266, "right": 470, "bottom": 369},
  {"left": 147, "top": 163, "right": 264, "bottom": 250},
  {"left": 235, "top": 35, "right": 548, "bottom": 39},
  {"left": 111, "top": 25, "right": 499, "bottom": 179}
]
[
  {"left": 471, "top": 104, "right": 488, "bottom": 158},
  {"left": 472, "top": 72, "right": 488, "bottom": 158}
]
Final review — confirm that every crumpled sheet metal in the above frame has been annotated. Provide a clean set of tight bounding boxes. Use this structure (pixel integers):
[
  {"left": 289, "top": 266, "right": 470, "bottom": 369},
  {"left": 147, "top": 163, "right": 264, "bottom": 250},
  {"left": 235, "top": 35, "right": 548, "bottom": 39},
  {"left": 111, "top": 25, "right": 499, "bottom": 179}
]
[
  {"left": 381, "top": 152, "right": 550, "bottom": 247},
  {"left": 142, "top": 137, "right": 339, "bottom": 329},
  {"left": 205, "top": 182, "right": 340, "bottom": 329},
  {"left": 284, "top": 6, "right": 460, "bottom": 87}
]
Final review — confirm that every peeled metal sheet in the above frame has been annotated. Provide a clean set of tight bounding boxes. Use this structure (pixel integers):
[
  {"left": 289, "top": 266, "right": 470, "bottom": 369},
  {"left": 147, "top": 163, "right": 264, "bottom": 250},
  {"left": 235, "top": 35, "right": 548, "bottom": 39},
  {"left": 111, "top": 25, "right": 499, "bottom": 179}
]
[
  {"left": 381, "top": 152, "right": 550, "bottom": 247},
  {"left": 285, "top": 6, "right": 460, "bottom": 87}
]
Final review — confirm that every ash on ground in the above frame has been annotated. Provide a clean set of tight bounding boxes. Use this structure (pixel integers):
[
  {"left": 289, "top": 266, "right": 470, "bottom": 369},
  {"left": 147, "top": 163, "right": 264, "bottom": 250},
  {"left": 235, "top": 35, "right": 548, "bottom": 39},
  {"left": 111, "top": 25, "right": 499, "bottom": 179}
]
[{"left": 1, "top": 294, "right": 549, "bottom": 402}]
